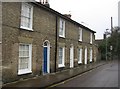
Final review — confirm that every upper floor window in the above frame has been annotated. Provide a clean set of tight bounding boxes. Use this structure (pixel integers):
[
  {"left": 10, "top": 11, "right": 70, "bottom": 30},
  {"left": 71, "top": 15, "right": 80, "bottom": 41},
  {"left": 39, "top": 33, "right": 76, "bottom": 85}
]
[
  {"left": 59, "top": 18, "right": 65, "bottom": 38},
  {"left": 79, "top": 28, "right": 82, "bottom": 41},
  {"left": 20, "top": 3, "right": 33, "bottom": 31},
  {"left": 90, "top": 33, "right": 93, "bottom": 44}
]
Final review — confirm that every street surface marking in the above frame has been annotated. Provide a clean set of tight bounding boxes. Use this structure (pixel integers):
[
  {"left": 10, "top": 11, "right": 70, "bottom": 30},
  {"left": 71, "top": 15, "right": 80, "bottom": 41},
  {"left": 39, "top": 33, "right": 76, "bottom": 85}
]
[{"left": 46, "top": 69, "right": 95, "bottom": 88}]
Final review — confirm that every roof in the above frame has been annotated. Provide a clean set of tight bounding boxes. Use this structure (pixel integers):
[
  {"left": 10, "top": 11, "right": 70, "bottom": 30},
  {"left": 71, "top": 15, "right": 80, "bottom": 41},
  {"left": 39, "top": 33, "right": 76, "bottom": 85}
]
[{"left": 32, "top": 2, "right": 96, "bottom": 33}]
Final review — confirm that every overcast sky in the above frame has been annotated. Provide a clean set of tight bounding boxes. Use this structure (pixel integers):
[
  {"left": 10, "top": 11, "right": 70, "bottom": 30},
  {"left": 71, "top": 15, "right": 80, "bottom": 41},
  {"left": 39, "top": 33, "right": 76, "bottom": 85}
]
[{"left": 48, "top": 0, "right": 119, "bottom": 39}]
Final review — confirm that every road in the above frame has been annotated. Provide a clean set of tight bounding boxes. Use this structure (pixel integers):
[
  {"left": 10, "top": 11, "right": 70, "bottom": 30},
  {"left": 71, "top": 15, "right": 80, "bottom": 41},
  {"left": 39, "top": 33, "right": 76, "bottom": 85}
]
[{"left": 49, "top": 60, "right": 118, "bottom": 88}]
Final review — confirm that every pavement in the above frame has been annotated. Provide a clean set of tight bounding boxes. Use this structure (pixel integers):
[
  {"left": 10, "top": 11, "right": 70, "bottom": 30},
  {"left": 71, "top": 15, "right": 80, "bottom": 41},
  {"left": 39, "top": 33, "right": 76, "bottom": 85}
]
[{"left": 2, "top": 60, "right": 108, "bottom": 88}]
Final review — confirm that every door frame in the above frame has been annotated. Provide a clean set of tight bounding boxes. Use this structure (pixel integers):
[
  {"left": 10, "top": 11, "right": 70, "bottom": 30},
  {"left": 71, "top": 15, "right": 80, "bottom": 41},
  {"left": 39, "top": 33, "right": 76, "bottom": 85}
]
[
  {"left": 70, "top": 44, "right": 74, "bottom": 68},
  {"left": 43, "top": 40, "right": 50, "bottom": 74},
  {"left": 90, "top": 47, "right": 93, "bottom": 62},
  {"left": 84, "top": 47, "right": 87, "bottom": 64}
]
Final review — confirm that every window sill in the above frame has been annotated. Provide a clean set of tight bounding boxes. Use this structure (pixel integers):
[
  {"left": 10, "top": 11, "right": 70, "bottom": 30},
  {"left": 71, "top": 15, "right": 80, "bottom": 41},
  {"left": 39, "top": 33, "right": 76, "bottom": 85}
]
[
  {"left": 78, "top": 62, "right": 82, "bottom": 64},
  {"left": 59, "top": 35, "right": 65, "bottom": 38},
  {"left": 90, "top": 42, "right": 93, "bottom": 44},
  {"left": 20, "top": 26, "right": 33, "bottom": 32},
  {"left": 78, "top": 40, "right": 82, "bottom": 42},
  {"left": 18, "top": 70, "right": 32, "bottom": 75},
  {"left": 58, "top": 64, "right": 65, "bottom": 68},
  {"left": 90, "top": 60, "right": 92, "bottom": 62}
]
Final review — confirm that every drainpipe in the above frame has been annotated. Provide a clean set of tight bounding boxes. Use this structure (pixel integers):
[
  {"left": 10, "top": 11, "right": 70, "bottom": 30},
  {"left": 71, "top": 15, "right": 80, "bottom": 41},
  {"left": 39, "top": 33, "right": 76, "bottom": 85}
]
[{"left": 54, "top": 16, "right": 58, "bottom": 72}]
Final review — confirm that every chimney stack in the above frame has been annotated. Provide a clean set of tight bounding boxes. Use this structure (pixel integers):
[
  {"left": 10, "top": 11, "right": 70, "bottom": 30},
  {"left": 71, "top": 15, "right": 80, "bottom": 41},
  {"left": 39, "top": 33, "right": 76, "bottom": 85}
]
[
  {"left": 40, "top": 0, "right": 50, "bottom": 7},
  {"left": 64, "top": 14, "right": 71, "bottom": 18},
  {"left": 103, "top": 34, "right": 106, "bottom": 39}
]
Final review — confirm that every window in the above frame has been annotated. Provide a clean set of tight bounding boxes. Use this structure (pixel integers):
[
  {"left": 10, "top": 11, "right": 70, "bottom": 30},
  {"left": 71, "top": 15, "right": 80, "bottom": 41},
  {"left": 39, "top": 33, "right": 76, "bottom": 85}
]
[
  {"left": 90, "top": 33, "right": 93, "bottom": 44},
  {"left": 58, "top": 47, "right": 65, "bottom": 67},
  {"left": 18, "top": 44, "right": 32, "bottom": 75},
  {"left": 79, "top": 28, "right": 82, "bottom": 41},
  {"left": 20, "top": 3, "right": 33, "bottom": 30},
  {"left": 78, "top": 48, "right": 82, "bottom": 64},
  {"left": 90, "top": 48, "right": 93, "bottom": 62},
  {"left": 59, "top": 18, "right": 65, "bottom": 37}
]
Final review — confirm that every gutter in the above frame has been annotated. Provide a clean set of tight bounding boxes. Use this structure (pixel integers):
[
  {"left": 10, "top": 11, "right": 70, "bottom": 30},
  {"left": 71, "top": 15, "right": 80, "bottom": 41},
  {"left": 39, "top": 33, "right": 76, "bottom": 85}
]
[{"left": 54, "top": 16, "right": 58, "bottom": 72}]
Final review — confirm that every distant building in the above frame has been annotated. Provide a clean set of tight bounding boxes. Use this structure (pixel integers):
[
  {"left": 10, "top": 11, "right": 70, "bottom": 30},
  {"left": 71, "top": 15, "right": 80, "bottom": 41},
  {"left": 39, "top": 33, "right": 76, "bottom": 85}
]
[
  {"left": 95, "top": 39, "right": 103, "bottom": 61},
  {"left": 95, "top": 39, "right": 103, "bottom": 45}
]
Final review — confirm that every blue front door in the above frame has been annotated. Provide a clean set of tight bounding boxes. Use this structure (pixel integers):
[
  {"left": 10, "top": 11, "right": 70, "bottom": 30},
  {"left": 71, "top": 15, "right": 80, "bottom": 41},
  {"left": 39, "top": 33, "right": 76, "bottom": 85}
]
[{"left": 44, "top": 47, "right": 47, "bottom": 74}]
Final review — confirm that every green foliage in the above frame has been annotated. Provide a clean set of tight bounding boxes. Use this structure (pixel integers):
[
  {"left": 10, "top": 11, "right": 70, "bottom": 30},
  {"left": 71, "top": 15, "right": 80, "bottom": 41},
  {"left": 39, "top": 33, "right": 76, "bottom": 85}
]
[
  {"left": 98, "top": 39, "right": 106, "bottom": 60},
  {"left": 108, "top": 27, "right": 120, "bottom": 56},
  {"left": 98, "top": 26, "right": 120, "bottom": 60}
]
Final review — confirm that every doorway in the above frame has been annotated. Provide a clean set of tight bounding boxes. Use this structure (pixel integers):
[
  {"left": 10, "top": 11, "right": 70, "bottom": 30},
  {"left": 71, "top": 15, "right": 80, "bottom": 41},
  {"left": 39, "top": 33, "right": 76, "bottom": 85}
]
[
  {"left": 70, "top": 45, "right": 74, "bottom": 68},
  {"left": 85, "top": 47, "right": 87, "bottom": 64},
  {"left": 43, "top": 40, "right": 50, "bottom": 74}
]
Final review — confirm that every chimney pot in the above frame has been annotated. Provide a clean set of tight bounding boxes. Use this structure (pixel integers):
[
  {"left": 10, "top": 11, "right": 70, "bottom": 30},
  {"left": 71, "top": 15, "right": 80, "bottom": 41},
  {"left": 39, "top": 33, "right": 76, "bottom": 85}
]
[
  {"left": 64, "top": 14, "right": 71, "bottom": 18},
  {"left": 40, "top": 0, "right": 50, "bottom": 7}
]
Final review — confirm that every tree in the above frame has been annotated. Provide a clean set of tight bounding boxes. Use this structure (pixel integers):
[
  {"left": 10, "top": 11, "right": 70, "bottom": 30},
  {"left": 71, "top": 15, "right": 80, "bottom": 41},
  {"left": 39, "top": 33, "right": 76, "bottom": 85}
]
[
  {"left": 98, "top": 39, "right": 106, "bottom": 60},
  {"left": 109, "top": 26, "right": 120, "bottom": 59},
  {"left": 98, "top": 26, "right": 120, "bottom": 60}
]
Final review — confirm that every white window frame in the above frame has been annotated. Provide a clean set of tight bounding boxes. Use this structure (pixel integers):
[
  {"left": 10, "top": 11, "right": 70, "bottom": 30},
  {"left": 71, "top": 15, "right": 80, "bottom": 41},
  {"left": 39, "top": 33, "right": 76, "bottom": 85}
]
[
  {"left": 20, "top": 3, "right": 33, "bottom": 31},
  {"left": 79, "top": 28, "right": 82, "bottom": 41},
  {"left": 78, "top": 48, "right": 82, "bottom": 64},
  {"left": 18, "top": 43, "right": 32, "bottom": 75},
  {"left": 59, "top": 18, "right": 65, "bottom": 38},
  {"left": 90, "top": 33, "right": 93, "bottom": 44},
  {"left": 58, "top": 47, "right": 65, "bottom": 67},
  {"left": 90, "top": 47, "right": 93, "bottom": 62}
]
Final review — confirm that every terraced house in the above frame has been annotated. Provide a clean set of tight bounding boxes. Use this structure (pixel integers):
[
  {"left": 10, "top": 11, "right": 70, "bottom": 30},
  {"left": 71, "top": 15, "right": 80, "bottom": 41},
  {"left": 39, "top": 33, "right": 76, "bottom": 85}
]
[{"left": 2, "top": 1, "right": 97, "bottom": 84}]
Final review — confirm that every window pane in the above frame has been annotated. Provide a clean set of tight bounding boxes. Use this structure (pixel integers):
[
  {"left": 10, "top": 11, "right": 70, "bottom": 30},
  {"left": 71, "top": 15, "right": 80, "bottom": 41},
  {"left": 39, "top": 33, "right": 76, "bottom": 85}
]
[
  {"left": 59, "top": 28, "right": 63, "bottom": 35},
  {"left": 90, "top": 33, "right": 92, "bottom": 43},
  {"left": 78, "top": 49, "right": 80, "bottom": 61},
  {"left": 26, "top": 11, "right": 31, "bottom": 18},
  {"left": 59, "top": 56, "right": 62, "bottom": 64},
  {"left": 24, "top": 51, "right": 29, "bottom": 56},
  {"left": 19, "top": 44, "right": 30, "bottom": 70},
  {"left": 59, "top": 19, "right": 65, "bottom": 37},
  {"left": 80, "top": 49, "right": 82, "bottom": 61},
  {"left": 24, "top": 17, "right": 29, "bottom": 27},
  {"left": 19, "top": 44, "right": 25, "bottom": 51},
  {"left": 59, "top": 47, "right": 63, "bottom": 64},
  {"left": 44, "top": 42, "right": 48, "bottom": 46},
  {"left": 19, "top": 57, "right": 29, "bottom": 70},
  {"left": 79, "top": 28, "right": 82, "bottom": 41},
  {"left": 19, "top": 57, "right": 28, "bottom": 69},
  {"left": 25, "top": 45, "right": 29, "bottom": 50}
]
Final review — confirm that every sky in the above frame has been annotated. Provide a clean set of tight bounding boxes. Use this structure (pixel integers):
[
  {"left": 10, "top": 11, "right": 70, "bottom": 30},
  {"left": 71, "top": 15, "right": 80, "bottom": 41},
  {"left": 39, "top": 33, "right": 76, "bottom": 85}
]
[{"left": 47, "top": 0, "right": 119, "bottom": 39}]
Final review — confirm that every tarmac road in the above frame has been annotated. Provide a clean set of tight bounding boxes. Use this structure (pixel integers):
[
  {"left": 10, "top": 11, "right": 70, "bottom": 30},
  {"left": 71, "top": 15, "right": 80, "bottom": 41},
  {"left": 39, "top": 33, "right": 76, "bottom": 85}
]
[{"left": 49, "top": 60, "right": 118, "bottom": 88}]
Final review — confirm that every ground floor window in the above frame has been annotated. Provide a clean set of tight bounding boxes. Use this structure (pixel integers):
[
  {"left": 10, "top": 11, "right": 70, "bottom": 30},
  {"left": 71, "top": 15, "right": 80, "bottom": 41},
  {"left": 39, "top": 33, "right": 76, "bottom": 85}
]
[
  {"left": 78, "top": 48, "right": 82, "bottom": 64},
  {"left": 18, "top": 43, "right": 32, "bottom": 75},
  {"left": 58, "top": 47, "right": 65, "bottom": 67}
]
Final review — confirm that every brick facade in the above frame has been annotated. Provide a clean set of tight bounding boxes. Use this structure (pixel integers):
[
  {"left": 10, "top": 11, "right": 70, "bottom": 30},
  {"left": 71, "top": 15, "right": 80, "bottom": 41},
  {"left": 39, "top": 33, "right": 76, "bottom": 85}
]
[{"left": 2, "top": 2, "right": 97, "bottom": 84}]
